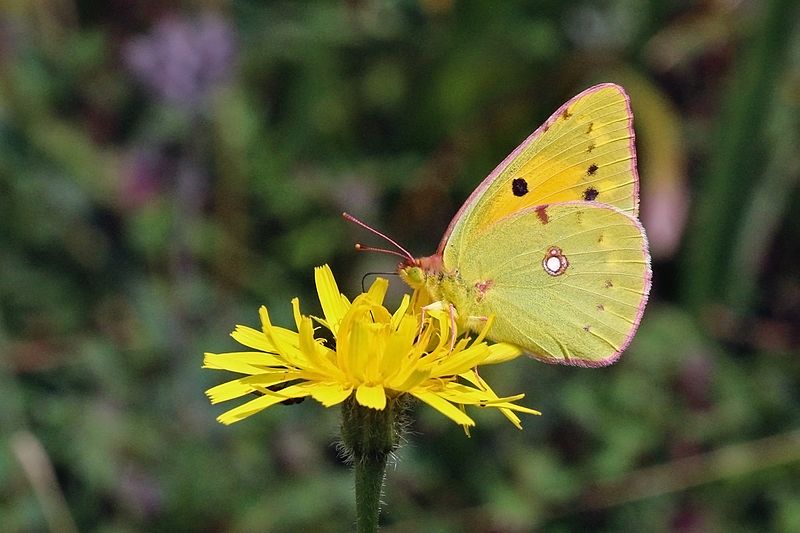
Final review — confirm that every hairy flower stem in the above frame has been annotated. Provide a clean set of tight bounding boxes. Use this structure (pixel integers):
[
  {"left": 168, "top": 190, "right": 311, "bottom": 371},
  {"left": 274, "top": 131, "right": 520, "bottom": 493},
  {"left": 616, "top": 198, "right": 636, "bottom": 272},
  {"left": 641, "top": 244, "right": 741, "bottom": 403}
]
[{"left": 341, "top": 395, "right": 407, "bottom": 532}]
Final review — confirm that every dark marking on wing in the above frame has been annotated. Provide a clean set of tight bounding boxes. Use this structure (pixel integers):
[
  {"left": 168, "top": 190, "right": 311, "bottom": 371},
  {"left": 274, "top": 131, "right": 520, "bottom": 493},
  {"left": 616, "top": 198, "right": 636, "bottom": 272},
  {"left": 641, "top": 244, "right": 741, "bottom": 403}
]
[
  {"left": 535, "top": 205, "right": 549, "bottom": 224},
  {"left": 583, "top": 187, "right": 599, "bottom": 201},
  {"left": 596, "top": 304, "right": 605, "bottom": 311},
  {"left": 604, "top": 280, "right": 613, "bottom": 288},
  {"left": 587, "top": 142, "right": 596, "bottom": 153},
  {"left": 512, "top": 178, "right": 528, "bottom": 197},
  {"left": 586, "top": 122, "right": 594, "bottom": 134},
  {"left": 587, "top": 163, "right": 598, "bottom": 175},
  {"left": 561, "top": 107, "right": 572, "bottom": 120}
]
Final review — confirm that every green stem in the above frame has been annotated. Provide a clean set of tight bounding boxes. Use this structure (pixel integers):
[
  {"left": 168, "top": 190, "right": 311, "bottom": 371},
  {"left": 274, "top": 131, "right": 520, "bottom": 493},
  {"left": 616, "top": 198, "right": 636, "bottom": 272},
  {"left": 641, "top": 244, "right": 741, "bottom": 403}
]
[
  {"left": 340, "top": 395, "right": 408, "bottom": 532},
  {"left": 354, "top": 450, "right": 389, "bottom": 533}
]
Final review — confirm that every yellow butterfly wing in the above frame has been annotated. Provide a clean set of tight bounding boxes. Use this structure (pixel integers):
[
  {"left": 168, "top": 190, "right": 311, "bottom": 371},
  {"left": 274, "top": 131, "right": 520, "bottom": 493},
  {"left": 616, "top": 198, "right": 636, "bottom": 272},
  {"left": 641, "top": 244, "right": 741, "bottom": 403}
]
[
  {"left": 443, "top": 202, "right": 651, "bottom": 366},
  {"left": 442, "top": 84, "right": 639, "bottom": 256}
]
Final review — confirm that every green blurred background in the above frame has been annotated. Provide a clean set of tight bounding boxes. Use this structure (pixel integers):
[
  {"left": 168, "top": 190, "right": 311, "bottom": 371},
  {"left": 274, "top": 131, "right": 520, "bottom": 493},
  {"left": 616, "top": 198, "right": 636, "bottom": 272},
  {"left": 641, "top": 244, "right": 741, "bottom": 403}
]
[{"left": 1, "top": 1, "right": 799, "bottom": 531}]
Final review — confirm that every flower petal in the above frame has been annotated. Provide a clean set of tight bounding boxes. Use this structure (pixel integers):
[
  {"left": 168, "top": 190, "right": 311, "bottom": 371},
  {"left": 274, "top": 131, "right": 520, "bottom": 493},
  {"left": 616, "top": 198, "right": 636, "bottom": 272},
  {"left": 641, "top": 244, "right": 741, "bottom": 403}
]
[
  {"left": 431, "top": 344, "right": 491, "bottom": 377},
  {"left": 259, "top": 306, "right": 306, "bottom": 364},
  {"left": 356, "top": 383, "right": 387, "bottom": 410},
  {"left": 309, "top": 382, "right": 353, "bottom": 407},
  {"left": 345, "top": 314, "right": 375, "bottom": 382},
  {"left": 390, "top": 294, "right": 411, "bottom": 331},
  {"left": 471, "top": 314, "right": 495, "bottom": 345},
  {"left": 439, "top": 382, "right": 527, "bottom": 406},
  {"left": 391, "top": 368, "right": 431, "bottom": 392},
  {"left": 206, "top": 380, "right": 255, "bottom": 404},
  {"left": 411, "top": 390, "right": 475, "bottom": 426},
  {"left": 230, "top": 325, "right": 278, "bottom": 353},
  {"left": 365, "top": 276, "right": 389, "bottom": 306},
  {"left": 207, "top": 371, "right": 298, "bottom": 403},
  {"left": 291, "top": 297, "right": 303, "bottom": 332},
  {"left": 298, "top": 315, "right": 343, "bottom": 378},
  {"left": 481, "top": 342, "right": 523, "bottom": 365},
  {"left": 216, "top": 383, "right": 314, "bottom": 425},
  {"left": 315, "top": 265, "right": 350, "bottom": 335},
  {"left": 381, "top": 314, "right": 418, "bottom": 380},
  {"left": 203, "top": 352, "right": 283, "bottom": 374}
]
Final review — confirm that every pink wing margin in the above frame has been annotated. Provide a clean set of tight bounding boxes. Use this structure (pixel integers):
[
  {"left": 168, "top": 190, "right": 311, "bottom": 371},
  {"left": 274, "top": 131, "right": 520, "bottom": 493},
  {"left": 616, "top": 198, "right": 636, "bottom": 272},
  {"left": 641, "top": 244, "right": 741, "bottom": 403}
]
[{"left": 436, "top": 83, "right": 641, "bottom": 255}]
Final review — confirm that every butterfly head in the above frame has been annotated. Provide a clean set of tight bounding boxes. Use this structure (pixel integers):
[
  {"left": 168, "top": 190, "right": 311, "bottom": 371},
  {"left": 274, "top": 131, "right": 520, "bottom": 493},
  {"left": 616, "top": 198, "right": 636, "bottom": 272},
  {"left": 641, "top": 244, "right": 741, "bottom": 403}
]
[
  {"left": 342, "top": 212, "right": 446, "bottom": 291},
  {"left": 398, "top": 263, "right": 424, "bottom": 288},
  {"left": 398, "top": 254, "right": 442, "bottom": 289}
]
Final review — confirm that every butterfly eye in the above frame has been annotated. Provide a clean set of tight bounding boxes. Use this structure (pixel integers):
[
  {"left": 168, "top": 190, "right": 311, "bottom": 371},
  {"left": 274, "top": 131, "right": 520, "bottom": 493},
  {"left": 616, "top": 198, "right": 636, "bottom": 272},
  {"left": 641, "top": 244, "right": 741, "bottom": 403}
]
[{"left": 542, "top": 247, "right": 569, "bottom": 276}]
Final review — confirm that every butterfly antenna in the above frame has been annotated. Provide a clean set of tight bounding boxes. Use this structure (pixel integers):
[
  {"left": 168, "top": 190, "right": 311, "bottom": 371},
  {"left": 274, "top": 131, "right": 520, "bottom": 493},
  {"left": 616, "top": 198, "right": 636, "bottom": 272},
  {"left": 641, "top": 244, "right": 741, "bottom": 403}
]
[
  {"left": 354, "top": 244, "right": 409, "bottom": 260},
  {"left": 361, "top": 271, "right": 397, "bottom": 291},
  {"left": 343, "top": 212, "right": 415, "bottom": 262}
]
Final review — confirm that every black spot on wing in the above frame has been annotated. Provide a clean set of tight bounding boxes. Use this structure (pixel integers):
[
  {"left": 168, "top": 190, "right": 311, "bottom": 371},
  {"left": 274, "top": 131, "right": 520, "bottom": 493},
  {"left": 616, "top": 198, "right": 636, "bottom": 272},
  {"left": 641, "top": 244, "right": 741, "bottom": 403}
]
[
  {"left": 583, "top": 187, "right": 599, "bottom": 201},
  {"left": 587, "top": 163, "right": 598, "bottom": 175},
  {"left": 512, "top": 178, "right": 528, "bottom": 197}
]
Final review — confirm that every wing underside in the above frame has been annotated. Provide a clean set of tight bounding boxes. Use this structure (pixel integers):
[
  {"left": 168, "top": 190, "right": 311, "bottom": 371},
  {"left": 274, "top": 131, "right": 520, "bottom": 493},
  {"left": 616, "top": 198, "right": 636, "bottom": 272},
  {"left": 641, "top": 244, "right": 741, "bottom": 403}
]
[
  {"left": 443, "top": 84, "right": 639, "bottom": 257},
  {"left": 445, "top": 202, "right": 651, "bottom": 366}
]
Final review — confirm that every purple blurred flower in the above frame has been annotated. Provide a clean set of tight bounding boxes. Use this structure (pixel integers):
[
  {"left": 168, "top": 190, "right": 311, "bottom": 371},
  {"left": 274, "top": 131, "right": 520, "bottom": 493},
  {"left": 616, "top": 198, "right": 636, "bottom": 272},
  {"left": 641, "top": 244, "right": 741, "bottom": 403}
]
[
  {"left": 120, "top": 145, "right": 172, "bottom": 209},
  {"left": 124, "top": 13, "right": 236, "bottom": 108}
]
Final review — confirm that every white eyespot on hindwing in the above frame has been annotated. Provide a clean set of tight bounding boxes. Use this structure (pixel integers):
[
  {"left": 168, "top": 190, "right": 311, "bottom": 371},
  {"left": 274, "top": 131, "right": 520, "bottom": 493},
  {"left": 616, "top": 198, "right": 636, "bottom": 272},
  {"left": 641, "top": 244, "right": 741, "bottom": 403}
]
[{"left": 542, "top": 246, "right": 568, "bottom": 276}]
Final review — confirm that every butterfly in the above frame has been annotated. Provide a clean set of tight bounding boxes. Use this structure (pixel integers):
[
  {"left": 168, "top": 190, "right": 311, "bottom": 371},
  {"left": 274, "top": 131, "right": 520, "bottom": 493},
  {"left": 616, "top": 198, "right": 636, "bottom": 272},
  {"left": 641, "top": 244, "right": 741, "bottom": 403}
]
[{"left": 348, "top": 83, "right": 651, "bottom": 367}]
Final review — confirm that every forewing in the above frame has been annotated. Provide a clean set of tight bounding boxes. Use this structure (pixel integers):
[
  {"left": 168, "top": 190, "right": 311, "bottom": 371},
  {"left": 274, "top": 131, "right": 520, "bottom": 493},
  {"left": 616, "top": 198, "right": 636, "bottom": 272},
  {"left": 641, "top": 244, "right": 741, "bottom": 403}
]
[
  {"left": 443, "top": 84, "right": 639, "bottom": 255},
  {"left": 452, "top": 202, "right": 651, "bottom": 366}
]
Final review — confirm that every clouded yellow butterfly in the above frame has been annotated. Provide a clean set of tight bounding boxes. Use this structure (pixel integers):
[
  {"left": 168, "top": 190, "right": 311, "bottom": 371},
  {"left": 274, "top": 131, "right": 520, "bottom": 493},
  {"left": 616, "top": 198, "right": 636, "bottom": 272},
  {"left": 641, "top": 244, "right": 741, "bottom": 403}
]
[{"left": 349, "top": 83, "right": 651, "bottom": 366}]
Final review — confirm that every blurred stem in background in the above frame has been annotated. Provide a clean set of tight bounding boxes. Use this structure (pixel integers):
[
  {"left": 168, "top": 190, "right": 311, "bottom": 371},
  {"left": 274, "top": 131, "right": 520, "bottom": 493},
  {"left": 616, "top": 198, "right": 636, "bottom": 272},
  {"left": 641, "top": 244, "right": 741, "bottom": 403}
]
[
  {"left": 10, "top": 432, "right": 80, "bottom": 533},
  {"left": 683, "top": 0, "right": 799, "bottom": 317},
  {"left": 0, "top": 309, "right": 78, "bottom": 533},
  {"left": 727, "top": 88, "right": 800, "bottom": 314}
]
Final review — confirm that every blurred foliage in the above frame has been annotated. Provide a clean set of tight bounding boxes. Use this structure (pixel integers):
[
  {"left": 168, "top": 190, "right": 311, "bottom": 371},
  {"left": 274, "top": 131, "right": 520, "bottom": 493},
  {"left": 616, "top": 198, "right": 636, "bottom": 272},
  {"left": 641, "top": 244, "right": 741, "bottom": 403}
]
[{"left": 1, "top": 0, "right": 799, "bottom": 531}]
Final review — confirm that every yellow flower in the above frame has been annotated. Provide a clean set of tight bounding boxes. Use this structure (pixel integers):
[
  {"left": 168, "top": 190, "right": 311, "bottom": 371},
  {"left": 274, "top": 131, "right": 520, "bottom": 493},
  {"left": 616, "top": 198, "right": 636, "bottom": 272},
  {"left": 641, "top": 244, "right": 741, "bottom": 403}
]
[{"left": 204, "top": 265, "right": 540, "bottom": 427}]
